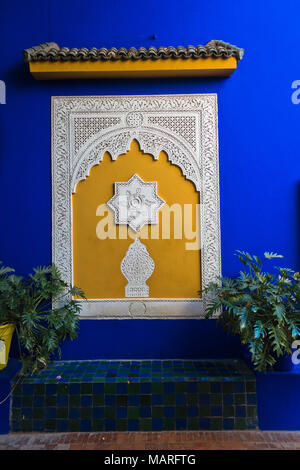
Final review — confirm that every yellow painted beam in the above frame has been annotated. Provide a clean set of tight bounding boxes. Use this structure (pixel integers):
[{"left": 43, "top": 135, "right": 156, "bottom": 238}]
[{"left": 29, "top": 57, "right": 237, "bottom": 80}]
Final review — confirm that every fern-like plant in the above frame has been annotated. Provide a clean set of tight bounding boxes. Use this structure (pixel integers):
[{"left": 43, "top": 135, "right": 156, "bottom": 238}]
[
  {"left": 0, "top": 262, "right": 85, "bottom": 375},
  {"left": 203, "top": 251, "right": 300, "bottom": 372}
]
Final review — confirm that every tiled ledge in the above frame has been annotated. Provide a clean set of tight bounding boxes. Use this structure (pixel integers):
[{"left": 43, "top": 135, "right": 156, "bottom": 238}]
[{"left": 10, "top": 359, "right": 258, "bottom": 433}]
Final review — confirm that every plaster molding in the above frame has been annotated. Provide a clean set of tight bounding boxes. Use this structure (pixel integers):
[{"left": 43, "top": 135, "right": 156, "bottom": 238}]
[
  {"left": 107, "top": 174, "right": 165, "bottom": 233},
  {"left": 121, "top": 238, "right": 155, "bottom": 297},
  {"left": 52, "top": 94, "right": 221, "bottom": 319}
]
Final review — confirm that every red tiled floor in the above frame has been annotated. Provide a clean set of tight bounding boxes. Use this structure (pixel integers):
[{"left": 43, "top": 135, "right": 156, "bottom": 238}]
[{"left": 0, "top": 431, "right": 300, "bottom": 450}]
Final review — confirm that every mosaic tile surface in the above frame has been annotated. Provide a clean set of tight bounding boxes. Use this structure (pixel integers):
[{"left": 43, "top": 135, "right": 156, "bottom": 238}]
[{"left": 10, "top": 359, "right": 258, "bottom": 432}]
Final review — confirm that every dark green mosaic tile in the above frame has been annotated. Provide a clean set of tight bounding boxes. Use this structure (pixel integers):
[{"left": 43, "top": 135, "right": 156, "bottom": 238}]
[
  {"left": 22, "top": 396, "right": 33, "bottom": 407},
  {"left": 104, "top": 407, "right": 116, "bottom": 419},
  {"left": 223, "top": 406, "right": 235, "bottom": 418},
  {"left": 92, "top": 419, "right": 104, "bottom": 431},
  {"left": 210, "top": 418, "right": 223, "bottom": 430},
  {"left": 235, "top": 418, "right": 247, "bottom": 430},
  {"left": 247, "top": 406, "right": 257, "bottom": 418},
  {"left": 211, "top": 394, "right": 222, "bottom": 405},
  {"left": 175, "top": 406, "right": 187, "bottom": 418},
  {"left": 140, "top": 395, "right": 152, "bottom": 406},
  {"left": 56, "top": 408, "right": 68, "bottom": 419},
  {"left": 104, "top": 383, "right": 116, "bottom": 394},
  {"left": 10, "top": 359, "right": 258, "bottom": 432},
  {"left": 34, "top": 384, "right": 45, "bottom": 394},
  {"left": 152, "top": 406, "right": 164, "bottom": 418},
  {"left": 80, "top": 408, "right": 92, "bottom": 419},
  {"left": 140, "top": 419, "right": 152, "bottom": 431},
  {"left": 234, "top": 394, "right": 246, "bottom": 405},
  {"left": 69, "top": 395, "right": 80, "bottom": 407},
  {"left": 69, "top": 419, "right": 81, "bottom": 431},
  {"left": 128, "top": 407, "right": 140, "bottom": 419},
  {"left": 116, "top": 395, "right": 128, "bottom": 406},
  {"left": 187, "top": 418, "right": 199, "bottom": 430},
  {"left": 57, "top": 383, "right": 69, "bottom": 395},
  {"left": 152, "top": 383, "right": 164, "bottom": 394},
  {"left": 199, "top": 406, "right": 210, "bottom": 417},
  {"left": 33, "top": 408, "right": 45, "bottom": 419},
  {"left": 175, "top": 383, "right": 186, "bottom": 393},
  {"left": 163, "top": 394, "right": 175, "bottom": 405},
  {"left": 116, "top": 419, "right": 128, "bottom": 431},
  {"left": 198, "top": 383, "right": 210, "bottom": 393},
  {"left": 45, "top": 396, "right": 56, "bottom": 407},
  {"left": 93, "top": 395, "right": 105, "bottom": 406}
]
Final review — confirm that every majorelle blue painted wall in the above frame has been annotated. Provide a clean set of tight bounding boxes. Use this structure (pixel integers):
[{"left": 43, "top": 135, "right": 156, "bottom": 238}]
[{"left": 1, "top": 0, "right": 300, "bottom": 429}]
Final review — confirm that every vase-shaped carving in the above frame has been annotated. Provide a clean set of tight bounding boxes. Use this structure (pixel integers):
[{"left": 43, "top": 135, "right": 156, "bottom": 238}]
[{"left": 121, "top": 238, "right": 155, "bottom": 297}]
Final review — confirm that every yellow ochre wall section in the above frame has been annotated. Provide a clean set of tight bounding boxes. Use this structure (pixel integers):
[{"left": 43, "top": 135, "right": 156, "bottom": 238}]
[{"left": 72, "top": 140, "right": 201, "bottom": 299}]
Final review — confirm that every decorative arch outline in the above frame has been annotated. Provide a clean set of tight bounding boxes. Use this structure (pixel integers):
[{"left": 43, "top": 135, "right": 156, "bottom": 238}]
[{"left": 52, "top": 94, "right": 221, "bottom": 318}]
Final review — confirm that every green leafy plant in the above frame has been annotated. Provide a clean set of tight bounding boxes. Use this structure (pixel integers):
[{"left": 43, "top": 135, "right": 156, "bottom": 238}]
[
  {"left": 203, "top": 251, "right": 300, "bottom": 372},
  {"left": 0, "top": 262, "right": 85, "bottom": 375}
]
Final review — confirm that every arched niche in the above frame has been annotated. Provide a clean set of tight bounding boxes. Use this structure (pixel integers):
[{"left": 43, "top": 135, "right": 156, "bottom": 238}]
[{"left": 52, "top": 94, "right": 221, "bottom": 318}]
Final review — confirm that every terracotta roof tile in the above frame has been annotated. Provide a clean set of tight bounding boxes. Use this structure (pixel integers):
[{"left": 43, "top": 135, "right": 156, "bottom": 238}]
[{"left": 23, "top": 40, "right": 244, "bottom": 63}]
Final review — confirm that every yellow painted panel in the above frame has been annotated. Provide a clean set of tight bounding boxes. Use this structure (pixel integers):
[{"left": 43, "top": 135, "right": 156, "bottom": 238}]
[
  {"left": 29, "top": 57, "right": 237, "bottom": 79},
  {"left": 72, "top": 140, "right": 201, "bottom": 299}
]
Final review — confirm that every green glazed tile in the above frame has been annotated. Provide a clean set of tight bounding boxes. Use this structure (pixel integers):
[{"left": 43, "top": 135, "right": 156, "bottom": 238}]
[
  {"left": 152, "top": 383, "right": 164, "bottom": 394},
  {"left": 128, "top": 383, "right": 139, "bottom": 394},
  {"left": 81, "top": 383, "right": 92, "bottom": 394},
  {"left": 127, "top": 407, "right": 140, "bottom": 419},
  {"left": 56, "top": 408, "right": 68, "bottom": 419},
  {"left": 175, "top": 383, "right": 186, "bottom": 393},
  {"left": 199, "top": 406, "right": 210, "bottom": 417},
  {"left": 140, "top": 419, "right": 152, "bottom": 431},
  {"left": 45, "top": 396, "right": 56, "bottom": 407},
  {"left": 57, "top": 383, "right": 69, "bottom": 395},
  {"left": 11, "top": 408, "right": 22, "bottom": 420},
  {"left": 186, "top": 394, "right": 198, "bottom": 405},
  {"left": 234, "top": 394, "right": 246, "bottom": 405},
  {"left": 211, "top": 394, "right": 222, "bottom": 405},
  {"left": 92, "top": 419, "right": 104, "bottom": 431},
  {"left": 22, "top": 396, "right": 33, "bottom": 407},
  {"left": 33, "top": 384, "right": 45, "bottom": 395},
  {"left": 246, "top": 381, "right": 256, "bottom": 393},
  {"left": 198, "top": 383, "right": 210, "bottom": 393},
  {"left": 69, "top": 419, "right": 81, "bottom": 431},
  {"left": 33, "top": 408, "right": 45, "bottom": 419},
  {"left": 20, "top": 420, "right": 33, "bottom": 432},
  {"left": 152, "top": 407, "right": 164, "bottom": 418},
  {"left": 140, "top": 395, "right": 151, "bottom": 406},
  {"left": 247, "top": 406, "right": 257, "bottom": 418},
  {"left": 175, "top": 406, "right": 187, "bottom": 418},
  {"left": 223, "top": 406, "right": 234, "bottom": 418},
  {"left": 235, "top": 418, "right": 247, "bottom": 430},
  {"left": 93, "top": 395, "right": 105, "bottom": 406},
  {"left": 116, "top": 419, "right": 128, "bottom": 431},
  {"left": 116, "top": 395, "right": 128, "bottom": 407},
  {"left": 163, "top": 418, "right": 176, "bottom": 430},
  {"left": 187, "top": 418, "right": 199, "bottom": 430},
  {"left": 210, "top": 418, "right": 223, "bottom": 430},
  {"left": 80, "top": 408, "right": 92, "bottom": 419},
  {"left": 104, "top": 407, "right": 116, "bottom": 419},
  {"left": 222, "top": 383, "right": 234, "bottom": 393},
  {"left": 69, "top": 395, "right": 81, "bottom": 407},
  {"left": 163, "top": 394, "right": 175, "bottom": 406}
]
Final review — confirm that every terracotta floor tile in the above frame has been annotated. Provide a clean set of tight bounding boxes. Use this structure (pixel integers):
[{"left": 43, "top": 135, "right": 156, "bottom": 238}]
[{"left": 1, "top": 431, "right": 300, "bottom": 450}]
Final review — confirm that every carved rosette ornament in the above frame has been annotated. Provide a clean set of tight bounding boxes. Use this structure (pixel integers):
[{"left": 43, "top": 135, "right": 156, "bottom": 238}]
[
  {"left": 107, "top": 174, "right": 165, "bottom": 232},
  {"left": 121, "top": 239, "right": 155, "bottom": 297}
]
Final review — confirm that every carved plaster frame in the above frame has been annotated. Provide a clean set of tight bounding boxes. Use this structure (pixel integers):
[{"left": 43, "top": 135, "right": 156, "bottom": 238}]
[{"left": 51, "top": 94, "right": 221, "bottom": 319}]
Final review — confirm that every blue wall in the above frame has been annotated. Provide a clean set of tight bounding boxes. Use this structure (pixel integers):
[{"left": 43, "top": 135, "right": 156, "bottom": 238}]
[{"left": 1, "top": 0, "right": 300, "bottom": 360}]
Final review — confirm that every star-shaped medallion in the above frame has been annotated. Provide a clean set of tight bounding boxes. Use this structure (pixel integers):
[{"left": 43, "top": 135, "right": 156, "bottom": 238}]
[{"left": 107, "top": 174, "right": 165, "bottom": 232}]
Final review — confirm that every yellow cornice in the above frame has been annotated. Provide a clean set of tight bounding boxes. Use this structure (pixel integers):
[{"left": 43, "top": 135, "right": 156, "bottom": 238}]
[{"left": 28, "top": 56, "right": 238, "bottom": 80}]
